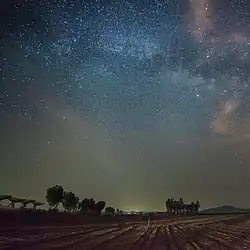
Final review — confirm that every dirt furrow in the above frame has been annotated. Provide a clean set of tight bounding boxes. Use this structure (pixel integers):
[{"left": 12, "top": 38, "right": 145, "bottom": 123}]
[
  {"left": 178, "top": 228, "right": 216, "bottom": 249},
  {"left": 0, "top": 224, "right": 117, "bottom": 243},
  {"left": 140, "top": 226, "right": 159, "bottom": 250},
  {"left": 148, "top": 226, "right": 168, "bottom": 250},
  {"left": 201, "top": 223, "right": 250, "bottom": 248},
  {"left": 2, "top": 227, "right": 99, "bottom": 249},
  {"left": 0, "top": 225, "right": 97, "bottom": 241},
  {"left": 82, "top": 226, "right": 135, "bottom": 250},
  {"left": 85, "top": 226, "right": 146, "bottom": 250},
  {"left": 206, "top": 228, "right": 250, "bottom": 249},
  {"left": 178, "top": 224, "right": 233, "bottom": 249},
  {"left": 209, "top": 224, "right": 250, "bottom": 239},
  {"left": 110, "top": 225, "right": 149, "bottom": 250},
  {"left": 186, "top": 224, "right": 240, "bottom": 250},
  {"left": 174, "top": 225, "right": 203, "bottom": 249},
  {"left": 164, "top": 225, "right": 178, "bottom": 250},
  {"left": 222, "top": 215, "right": 250, "bottom": 226},
  {"left": 3, "top": 227, "right": 120, "bottom": 250},
  {"left": 169, "top": 224, "right": 198, "bottom": 250},
  {"left": 129, "top": 226, "right": 155, "bottom": 250},
  {"left": 204, "top": 234, "right": 241, "bottom": 250},
  {"left": 51, "top": 227, "right": 131, "bottom": 250}
]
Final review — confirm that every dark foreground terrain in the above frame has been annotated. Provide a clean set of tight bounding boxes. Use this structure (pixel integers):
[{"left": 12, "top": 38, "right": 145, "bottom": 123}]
[{"left": 1, "top": 213, "right": 250, "bottom": 249}]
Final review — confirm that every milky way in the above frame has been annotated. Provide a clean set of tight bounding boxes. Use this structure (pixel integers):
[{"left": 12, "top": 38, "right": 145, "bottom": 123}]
[{"left": 1, "top": 0, "right": 250, "bottom": 210}]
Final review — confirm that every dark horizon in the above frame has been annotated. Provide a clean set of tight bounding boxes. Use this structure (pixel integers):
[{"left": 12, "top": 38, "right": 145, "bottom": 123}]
[{"left": 1, "top": 0, "right": 250, "bottom": 211}]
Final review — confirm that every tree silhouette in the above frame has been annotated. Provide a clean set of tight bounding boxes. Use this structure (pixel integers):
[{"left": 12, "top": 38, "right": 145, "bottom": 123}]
[
  {"left": 165, "top": 199, "right": 171, "bottom": 214},
  {"left": 79, "top": 198, "right": 90, "bottom": 212},
  {"left": 89, "top": 198, "right": 95, "bottom": 211},
  {"left": 45, "top": 186, "right": 109, "bottom": 214},
  {"left": 165, "top": 198, "right": 200, "bottom": 215},
  {"left": 95, "top": 201, "right": 106, "bottom": 214},
  {"left": 78, "top": 198, "right": 106, "bottom": 214},
  {"left": 46, "top": 185, "right": 64, "bottom": 210},
  {"left": 179, "top": 198, "right": 184, "bottom": 214},
  {"left": 116, "top": 208, "right": 123, "bottom": 215},
  {"left": 195, "top": 200, "right": 200, "bottom": 213},
  {"left": 62, "top": 191, "right": 79, "bottom": 212},
  {"left": 170, "top": 198, "right": 176, "bottom": 214},
  {"left": 105, "top": 206, "right": 115, "bottom": 215},
  {"left": 190, "top": 202, "right": 195, "bottom": 214}
]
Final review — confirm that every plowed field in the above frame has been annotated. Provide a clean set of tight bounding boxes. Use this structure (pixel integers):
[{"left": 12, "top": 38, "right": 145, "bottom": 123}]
[{"left": 1, "top": 214, "right": 250, "bottom": 249}]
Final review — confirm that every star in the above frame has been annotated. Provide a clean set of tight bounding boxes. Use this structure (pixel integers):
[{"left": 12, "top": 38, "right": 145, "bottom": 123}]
[{"left": 1, "top": 0, "right": 250, "bottom": 210}]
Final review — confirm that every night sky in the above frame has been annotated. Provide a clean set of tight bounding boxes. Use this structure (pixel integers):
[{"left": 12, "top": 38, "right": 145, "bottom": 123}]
[{"left": 1, "top": 0, "right": 250, "bottom": 211}]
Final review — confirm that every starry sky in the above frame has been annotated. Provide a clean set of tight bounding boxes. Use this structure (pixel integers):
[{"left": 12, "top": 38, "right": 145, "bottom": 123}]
[{"left": 1, "top": 0, "right": 250, "bottom": 211}]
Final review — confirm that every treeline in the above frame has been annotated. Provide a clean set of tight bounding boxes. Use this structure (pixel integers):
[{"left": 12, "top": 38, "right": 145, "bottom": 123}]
[
  {"left": 46, "top": 186, "right": 200, "bottom": 216},
  {"left": 166, "top": 198, "right": 200, "bottom": 215},
  {"left": 46, "top": 185, "right": 118, "bottom": 215}
]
